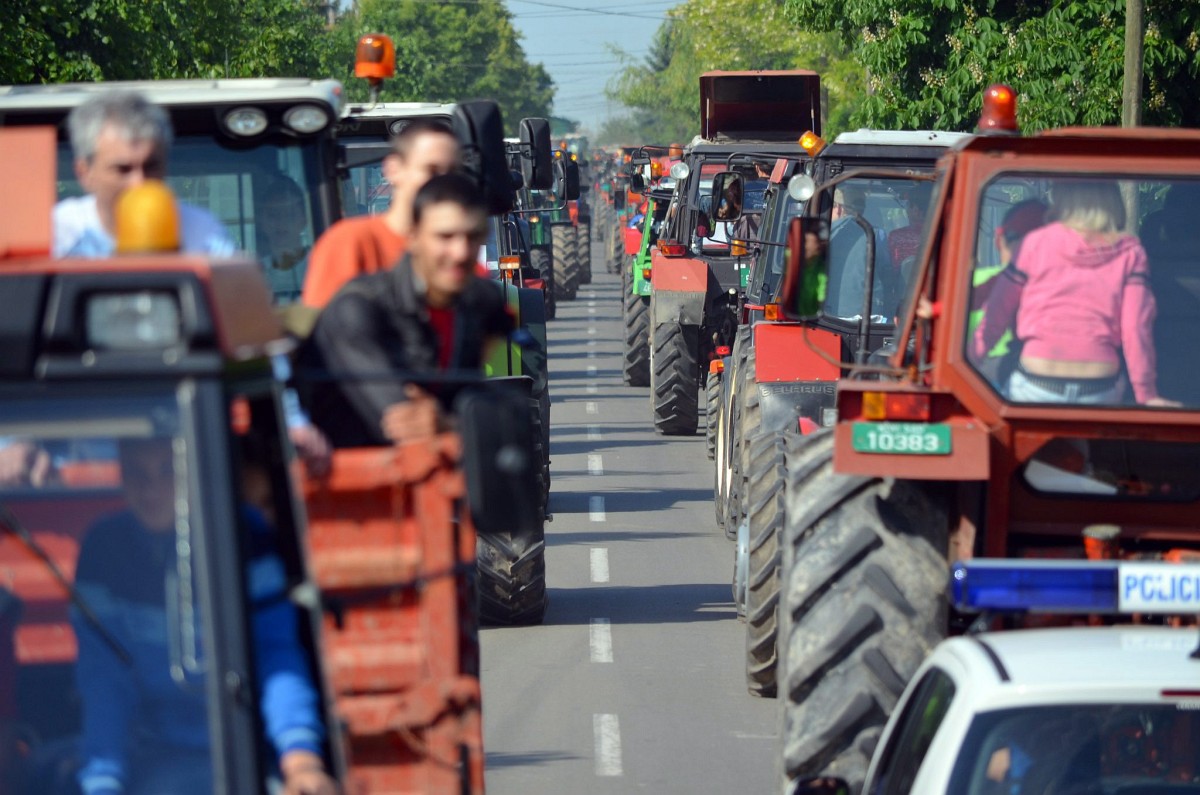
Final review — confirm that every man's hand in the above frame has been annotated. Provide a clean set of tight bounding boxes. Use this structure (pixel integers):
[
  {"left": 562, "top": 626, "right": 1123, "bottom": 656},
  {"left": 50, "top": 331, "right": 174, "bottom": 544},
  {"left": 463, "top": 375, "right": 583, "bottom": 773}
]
[
  {"left": 289, "top": 423, "right": 332, "bottom": 478},
  {"left": 280, "top": 750, "right": 338, "bottom": 795},
  {"left": 0, "top": 441, "right": 54, "bottom": 487},
  {"left": 381, "top": 385, "right": 443, "bottom": 444}
]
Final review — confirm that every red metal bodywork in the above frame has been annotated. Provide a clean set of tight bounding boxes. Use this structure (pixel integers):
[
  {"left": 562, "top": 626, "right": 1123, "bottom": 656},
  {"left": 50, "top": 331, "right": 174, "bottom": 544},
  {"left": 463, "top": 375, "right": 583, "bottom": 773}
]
[
  {"left": 649, "top": 248, "right": 708, "bottom": 292},
  {"left": 830, "top": 129, "right": 1200, "bottom": 559},
  {"left": 753, "top": 323, "right": 840, "bottom": 384}
]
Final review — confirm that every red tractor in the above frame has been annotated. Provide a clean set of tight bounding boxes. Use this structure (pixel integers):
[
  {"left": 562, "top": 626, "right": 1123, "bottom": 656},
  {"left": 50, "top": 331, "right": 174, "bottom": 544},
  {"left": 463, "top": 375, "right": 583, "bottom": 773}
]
[{"left": 771, "top": 87, "right": 1200, "bottom": 791}]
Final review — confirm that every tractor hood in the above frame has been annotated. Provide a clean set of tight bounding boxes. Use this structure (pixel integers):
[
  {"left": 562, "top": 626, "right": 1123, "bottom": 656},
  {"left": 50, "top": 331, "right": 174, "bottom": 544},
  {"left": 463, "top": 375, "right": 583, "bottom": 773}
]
[{"left": 699, "top": 70, "right": 821, "bottom": 142}]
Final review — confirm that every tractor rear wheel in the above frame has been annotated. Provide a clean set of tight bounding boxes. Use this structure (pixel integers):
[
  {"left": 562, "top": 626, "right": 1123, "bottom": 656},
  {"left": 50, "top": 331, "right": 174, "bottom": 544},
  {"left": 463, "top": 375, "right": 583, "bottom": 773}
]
[
  {"left": 777, "top": 460, "right": 949, "bottom": 791},
  {"left": 551, "top": 226, "right": 577, "bottom": 301},
  {"left": 704, "top": 370, "right": 720, "bottom": 460},
  {"left": 623, "top": 290, "right": 650, "bottom": 386},
  {"left": 531, "top": 247, "right": 555, "bottom": 320},
  {"left": 578, "top": 222, "right": 592, "bottom": 284},
  {"left": 742, "top": 428, "right": 785, "bottom": 697},
  {"left": 651, "top": 320, "right": 699, "bottom": 435}
]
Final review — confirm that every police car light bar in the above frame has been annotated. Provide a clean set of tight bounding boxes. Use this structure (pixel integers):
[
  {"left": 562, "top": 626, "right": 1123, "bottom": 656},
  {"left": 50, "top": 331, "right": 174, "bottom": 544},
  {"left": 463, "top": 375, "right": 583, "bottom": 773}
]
[{"left": 952, "top": 559, "right": 1200, "bottom": 615}]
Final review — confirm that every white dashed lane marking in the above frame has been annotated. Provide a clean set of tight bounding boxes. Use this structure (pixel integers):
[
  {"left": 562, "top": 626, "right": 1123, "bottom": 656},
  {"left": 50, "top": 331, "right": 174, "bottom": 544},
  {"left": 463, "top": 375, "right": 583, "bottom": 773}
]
[
  {"left": 587, "top": 365, "right": 598, "bottom": 376},
  {"left": 587, "top": 425, "right": 601, "bottom": 441},
  {"left": 589, "top": 495, "right": 606, "bottom": 522},
  {"left": 590, "top": 548, "right": 610, "bottom": 583},
  {"left": 593, "top": 714, "right": 623, "bottom": 776},
  {"left": 587, "top": 454, "right": 604, "bottom": 475},
  {"left": 590, "top": 619, "right": 613, "bottom": 663}
]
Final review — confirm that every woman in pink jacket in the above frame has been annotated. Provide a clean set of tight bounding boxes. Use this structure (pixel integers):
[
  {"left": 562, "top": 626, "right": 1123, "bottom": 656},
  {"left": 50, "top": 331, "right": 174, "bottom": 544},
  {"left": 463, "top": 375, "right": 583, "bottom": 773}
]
[{"left": 974, "top": 180, "right": 1173, "bottom": 406}]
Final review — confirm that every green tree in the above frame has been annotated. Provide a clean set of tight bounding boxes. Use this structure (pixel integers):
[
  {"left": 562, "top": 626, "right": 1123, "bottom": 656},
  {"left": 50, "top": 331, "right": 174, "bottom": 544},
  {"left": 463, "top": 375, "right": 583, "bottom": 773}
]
[
  {"left": 0, "top": 0, "right": 327, "bottom": 83},
  {"left": 321, "top": 0, "right": 554, "bottom": 131},
  {"left": 783, "top": 0, "right": 1200, "bottom": 131},
  {"left": 606, "top": 0, "right": 864, "bottom": 142}
]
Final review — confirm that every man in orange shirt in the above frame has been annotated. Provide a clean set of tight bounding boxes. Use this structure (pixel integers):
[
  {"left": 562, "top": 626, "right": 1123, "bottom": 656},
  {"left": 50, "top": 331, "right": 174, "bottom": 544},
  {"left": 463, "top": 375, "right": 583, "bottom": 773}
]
[{"left": 301, "top": 119, "right": 460, "bottom": 308}]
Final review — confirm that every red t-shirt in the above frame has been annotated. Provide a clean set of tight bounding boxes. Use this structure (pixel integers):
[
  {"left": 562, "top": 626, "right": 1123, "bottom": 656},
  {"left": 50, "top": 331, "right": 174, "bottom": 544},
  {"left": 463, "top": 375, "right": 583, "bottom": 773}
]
[{"left": 428, "top": 306, "right": 456, "bottom": 371}]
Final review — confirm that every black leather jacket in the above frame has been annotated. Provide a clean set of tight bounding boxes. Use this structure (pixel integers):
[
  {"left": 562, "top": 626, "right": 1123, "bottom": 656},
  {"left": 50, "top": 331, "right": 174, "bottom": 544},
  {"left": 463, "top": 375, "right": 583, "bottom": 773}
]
[{"left": 297, "top": 255, "right": 513, "bottom": 447}]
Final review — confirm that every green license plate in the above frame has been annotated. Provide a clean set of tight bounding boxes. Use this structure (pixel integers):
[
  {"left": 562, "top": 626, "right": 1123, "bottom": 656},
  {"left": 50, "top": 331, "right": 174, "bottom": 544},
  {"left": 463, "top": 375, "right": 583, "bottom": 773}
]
[{"left": 851, "top": 422, "right": 952, "bottom": 455}]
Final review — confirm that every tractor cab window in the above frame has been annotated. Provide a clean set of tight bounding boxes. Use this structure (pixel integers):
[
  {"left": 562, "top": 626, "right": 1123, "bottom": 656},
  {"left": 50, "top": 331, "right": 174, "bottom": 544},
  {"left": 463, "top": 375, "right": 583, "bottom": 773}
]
[
  {"left": 967, "top": 173, "right": 1200, "bottom": 409},
  {"left": 947, "top": 704, "right": 1200, "bottom": 795},
  {"left": 823, "top": 177, "right": 929, "bottom": 322},
  {"left": 0, "top": 392, "right": 218, "bottom": 794},
  {"left": 56, "top": 136, "right": 322, "bottom": 306}
]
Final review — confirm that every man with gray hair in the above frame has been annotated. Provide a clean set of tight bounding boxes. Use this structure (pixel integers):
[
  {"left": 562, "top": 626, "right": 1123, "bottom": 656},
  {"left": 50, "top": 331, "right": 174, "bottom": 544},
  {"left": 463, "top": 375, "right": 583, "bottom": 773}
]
[{"left": 53, "top": 90, "right": 234, "bottom": 257}]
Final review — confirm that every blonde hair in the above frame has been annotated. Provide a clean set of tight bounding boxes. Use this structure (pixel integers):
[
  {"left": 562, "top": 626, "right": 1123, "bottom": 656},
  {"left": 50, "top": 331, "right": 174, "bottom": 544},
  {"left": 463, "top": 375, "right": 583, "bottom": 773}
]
[{"left": 1051, "top": 180, "right": 1126, "bottom": 233}]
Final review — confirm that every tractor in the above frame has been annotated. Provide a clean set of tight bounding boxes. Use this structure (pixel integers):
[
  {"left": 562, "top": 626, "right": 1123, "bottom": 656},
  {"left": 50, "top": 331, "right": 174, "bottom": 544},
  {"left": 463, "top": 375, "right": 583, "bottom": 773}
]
[
  {"left": 647, "top": 70, "right": 821, "bottom": 435},
  {"left": 704, "top": 131, "right": 967, "bottom": 701},
  {"left": 771, "top": 86, "right": 1200, "bottom": 792}
]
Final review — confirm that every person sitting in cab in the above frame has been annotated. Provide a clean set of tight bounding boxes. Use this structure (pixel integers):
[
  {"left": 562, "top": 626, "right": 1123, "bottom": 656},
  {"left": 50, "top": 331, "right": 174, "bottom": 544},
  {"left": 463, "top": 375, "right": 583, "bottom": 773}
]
[{"left": 73, "top": 437, "right": 335, "bottom": 795}]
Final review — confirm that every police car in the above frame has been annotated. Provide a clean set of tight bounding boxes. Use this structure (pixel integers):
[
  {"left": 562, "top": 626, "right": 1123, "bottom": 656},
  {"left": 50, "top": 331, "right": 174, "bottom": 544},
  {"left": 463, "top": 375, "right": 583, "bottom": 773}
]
[{"left": 851, "top": 560, "right": 1200, "bottom": 795}]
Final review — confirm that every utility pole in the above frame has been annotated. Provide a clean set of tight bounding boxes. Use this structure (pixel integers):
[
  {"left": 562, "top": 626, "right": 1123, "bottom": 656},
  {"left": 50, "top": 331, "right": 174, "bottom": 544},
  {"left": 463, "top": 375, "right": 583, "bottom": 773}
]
[{"left": 1121, "top": 0, "right": 1144, "bottom": 127}]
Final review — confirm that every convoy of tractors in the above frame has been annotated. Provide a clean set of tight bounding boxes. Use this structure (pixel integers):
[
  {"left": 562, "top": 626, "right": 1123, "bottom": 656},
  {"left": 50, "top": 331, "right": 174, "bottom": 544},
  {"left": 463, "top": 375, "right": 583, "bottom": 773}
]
[{"left": 2, "top": 30, "right": 1200, "bottom": 795}]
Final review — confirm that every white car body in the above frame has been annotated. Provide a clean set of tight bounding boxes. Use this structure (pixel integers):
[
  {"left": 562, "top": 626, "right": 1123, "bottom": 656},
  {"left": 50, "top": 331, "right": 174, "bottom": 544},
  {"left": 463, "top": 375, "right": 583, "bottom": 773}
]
[{"left": 861, "top": 626, "right": 1200, "bottom": 795}]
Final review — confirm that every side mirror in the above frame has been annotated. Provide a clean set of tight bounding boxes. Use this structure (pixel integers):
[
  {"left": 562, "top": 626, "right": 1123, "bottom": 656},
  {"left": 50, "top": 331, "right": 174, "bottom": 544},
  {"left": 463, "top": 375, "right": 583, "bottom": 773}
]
[
  {"left": 453, "top": 100, "right": 514, "bottom": 215},
  {"left": 780, "top": 214, "right": 830, "bottom": 320},
  {"left": 711, "top": 171, "right": 744, "bottom": 222},
  {"left": 629, "top": 172, "right": 646, "bottom": 192},
  {"left": 519, "top": 117, "right": 553, "bottom": 190},
  {"left": 552, "top": 155, "right": 581, "bottom": 201}
]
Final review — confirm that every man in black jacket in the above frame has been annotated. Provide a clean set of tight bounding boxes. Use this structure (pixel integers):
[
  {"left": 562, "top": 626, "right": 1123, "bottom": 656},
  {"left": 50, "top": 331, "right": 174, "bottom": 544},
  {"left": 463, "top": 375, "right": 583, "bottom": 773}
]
[{"left": 300, "top": 173, "right": 513, "bottom": 447}]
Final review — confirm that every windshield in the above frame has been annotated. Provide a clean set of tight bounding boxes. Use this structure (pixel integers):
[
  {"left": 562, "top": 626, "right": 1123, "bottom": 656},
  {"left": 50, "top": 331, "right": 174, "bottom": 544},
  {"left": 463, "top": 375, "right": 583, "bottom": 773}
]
[
  {"left": 967, "top": 174, "right": 1200, "bottom": 409},
  {"left": 57, "top": 136, "right": 324, "bottom": 306},
  {"left": 824, "top": 176, "right": 932, "bottom": 321},
  {"left": 0, "top": 390, "right": 217, "bottom": 794},
  {"left": 947, "top": 704, "right": 1200, "bottom": 794}
]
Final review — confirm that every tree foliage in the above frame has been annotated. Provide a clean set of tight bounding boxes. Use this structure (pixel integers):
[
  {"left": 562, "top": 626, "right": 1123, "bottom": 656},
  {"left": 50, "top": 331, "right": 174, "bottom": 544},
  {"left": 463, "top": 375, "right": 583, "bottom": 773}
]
[
  {"left": 783, "top": 0, "right": 1200, "bottom": 132},
  {"left": 0, "top": 0, "right": 327, "bottom": 82},
  {"left": 319, "top": 0, "right": 553, "bottom": 130},
  {"left": 604, "top": 0, "right": 863, "bottom": 144}
]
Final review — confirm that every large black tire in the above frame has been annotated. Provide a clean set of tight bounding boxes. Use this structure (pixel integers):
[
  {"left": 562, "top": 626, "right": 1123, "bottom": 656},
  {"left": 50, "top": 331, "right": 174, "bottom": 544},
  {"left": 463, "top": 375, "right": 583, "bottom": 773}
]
[
  {"left": 530, "top": 387, "right": 551, "bottom": 510},
  {"left": 551, "top": 226, "right": 577, "bottom": 301},
  {"left": 578, "top": 222, "right": 593, "bottom": 284},
  {"left": 727, "top": 345, "right": 759, "bottom": 540},
  {"left": 705, "top": 370, "right": 720, "bottom": 460},
  {"left": 623, "top": 290, "right": 650, "bottom": 386},
  {"left": 778, "top": 460, "right": 950, "bottom": 791},
  {"left": 651, "top": 321, "right": 700, "bottom": 435},
  {"left": 714, "top": 326, "right": 751, "bottom": 533},
  {"left": 477, "top": 522, "right": 547, "bottom": 626},
  {"left": 530, "top": 247, "right": 556, "bottom": 320},
  {"left": 742, "top": 428, "right": 785, "bottom": 697}
]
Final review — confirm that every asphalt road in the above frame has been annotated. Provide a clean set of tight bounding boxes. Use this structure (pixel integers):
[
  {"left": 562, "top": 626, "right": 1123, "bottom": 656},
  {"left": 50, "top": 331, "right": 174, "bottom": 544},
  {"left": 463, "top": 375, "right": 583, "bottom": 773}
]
[{"left": 480, "top": 263, "right": 777, "bottom": 793}]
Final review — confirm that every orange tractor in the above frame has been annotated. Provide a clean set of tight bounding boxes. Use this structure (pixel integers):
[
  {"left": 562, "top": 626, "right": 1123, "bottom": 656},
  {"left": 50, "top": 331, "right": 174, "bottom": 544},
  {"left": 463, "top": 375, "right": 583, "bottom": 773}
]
[
  {"left": 770, "top": 88, "right": 1200, "bottom": 791},
  {"left": 0, "top": 127, "right": 534, "bottom": 793}
]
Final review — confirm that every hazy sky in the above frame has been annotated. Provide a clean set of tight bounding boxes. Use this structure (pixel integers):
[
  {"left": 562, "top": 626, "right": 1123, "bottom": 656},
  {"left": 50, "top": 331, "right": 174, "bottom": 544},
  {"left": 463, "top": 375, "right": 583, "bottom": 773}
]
[{"left": 508, "top": 0, "right": 675, "bottom": 134}]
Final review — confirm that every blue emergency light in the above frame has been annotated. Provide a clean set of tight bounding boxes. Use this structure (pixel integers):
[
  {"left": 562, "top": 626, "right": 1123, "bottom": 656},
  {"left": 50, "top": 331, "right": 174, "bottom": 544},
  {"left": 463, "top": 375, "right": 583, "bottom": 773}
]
[{"left": 952, "top": 560, "right": 1200, "bottom": 615}]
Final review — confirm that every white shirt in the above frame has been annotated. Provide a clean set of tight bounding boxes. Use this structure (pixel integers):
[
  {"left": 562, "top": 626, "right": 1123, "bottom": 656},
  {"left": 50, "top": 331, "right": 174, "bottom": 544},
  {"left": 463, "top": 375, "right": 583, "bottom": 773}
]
[{"left": 53, "top": 194, "right": 236, "bottom": 258}]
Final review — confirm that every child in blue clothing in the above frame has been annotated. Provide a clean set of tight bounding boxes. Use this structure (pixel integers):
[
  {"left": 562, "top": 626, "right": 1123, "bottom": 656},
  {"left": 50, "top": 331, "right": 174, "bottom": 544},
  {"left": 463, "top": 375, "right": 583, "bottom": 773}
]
[{"left": 72, "top": 438, "right": 337, "bottom": 795}]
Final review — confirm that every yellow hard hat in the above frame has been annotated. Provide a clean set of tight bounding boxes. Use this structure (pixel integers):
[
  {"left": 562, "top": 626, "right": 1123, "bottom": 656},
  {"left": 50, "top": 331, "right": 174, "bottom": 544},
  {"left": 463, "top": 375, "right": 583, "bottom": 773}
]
[{"left": 116, "top": 180, "right": 180, "bottom": 253}]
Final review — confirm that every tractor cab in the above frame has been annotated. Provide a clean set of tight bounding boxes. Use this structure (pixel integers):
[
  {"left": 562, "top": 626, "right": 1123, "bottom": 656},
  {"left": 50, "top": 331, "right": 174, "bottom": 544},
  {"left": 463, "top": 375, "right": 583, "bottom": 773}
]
[{"left": 0, "top": 78, "right": 345, "bottom": 307}]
